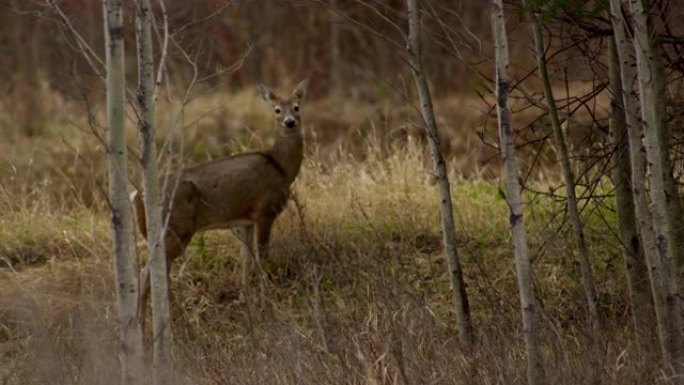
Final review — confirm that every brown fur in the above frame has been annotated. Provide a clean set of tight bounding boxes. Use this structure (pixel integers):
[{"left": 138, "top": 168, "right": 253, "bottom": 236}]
[
  {"left": 131, "top": 190, "right": 147, "bottom": 240},
  {"left": 132, "top": 80, "right": 308, "bottom": 298}
]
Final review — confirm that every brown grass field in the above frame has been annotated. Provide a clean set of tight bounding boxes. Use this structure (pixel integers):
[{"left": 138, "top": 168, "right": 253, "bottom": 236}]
[{"left": 0, "top": 85, "right": 660, "bottom": 384}]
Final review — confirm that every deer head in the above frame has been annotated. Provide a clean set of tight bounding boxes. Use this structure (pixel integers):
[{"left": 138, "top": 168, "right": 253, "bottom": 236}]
[{"left": 257, "top": 79, "right": 308, "bottom": 137}]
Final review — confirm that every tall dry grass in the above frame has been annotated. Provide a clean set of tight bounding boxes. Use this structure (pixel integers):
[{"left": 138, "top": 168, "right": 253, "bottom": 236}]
[{"left": 0, "top": 89, "right": 660, "bottom": 384}]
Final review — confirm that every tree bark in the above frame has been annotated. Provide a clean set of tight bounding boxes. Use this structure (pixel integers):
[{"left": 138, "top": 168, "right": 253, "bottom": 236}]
[
  {"left": 526, "top": 7, "right": 603, "bottom": 370},
  {"left": 607, "top": 33, "right": 655, "bottom": 354},
  {"left": 135, "top": 0, "right": 173, "bottom": 384},
  {"left": 329, "top": 0, "right": 342, "bottom": 93},
  {"left": 636, "top": 0, "right": 684, "bottom": 272},
  {"left": 610, "top": 0, "right": 680, "bottom": 375},
  {"left": 630, "top": 2, "right": 684, "bottom": 266},
  {"left": 104, "top": 1, "right": 144, "bottom": 384},
  {"left": 490, "top": 1, "right": 545, "bottom": 384},
  {"left": 406, "top": 0, "right": 473, "bottom": 349},
  {"left": 628, "top": 0, "right": 684, "bottom": 378}
]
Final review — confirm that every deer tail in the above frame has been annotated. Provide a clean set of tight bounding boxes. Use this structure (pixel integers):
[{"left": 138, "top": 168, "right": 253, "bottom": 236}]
[{"left": 130, "top": 190, "right": 148, "bottom": 240}]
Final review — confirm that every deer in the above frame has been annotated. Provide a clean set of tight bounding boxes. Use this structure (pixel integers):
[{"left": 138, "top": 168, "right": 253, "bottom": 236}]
[{"left": 131, "top": 80, "right": 308, "bottom": 304}]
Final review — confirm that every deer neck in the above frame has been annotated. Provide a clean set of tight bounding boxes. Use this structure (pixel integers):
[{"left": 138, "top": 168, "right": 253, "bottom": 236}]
[{"left": 267, "top": 130, "right": 304, "bottom": 184}]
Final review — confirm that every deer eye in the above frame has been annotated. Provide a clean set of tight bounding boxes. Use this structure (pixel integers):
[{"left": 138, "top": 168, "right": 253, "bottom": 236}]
[
  {"left": 293, "top": 105, "right": 299, "bottom": 112},
  {"left": 274, "top": 107, "right": 282, "bottom": 115}
]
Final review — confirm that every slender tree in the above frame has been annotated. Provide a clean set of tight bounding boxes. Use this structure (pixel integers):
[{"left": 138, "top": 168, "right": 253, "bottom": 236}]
[
  {"left": 629, "top": 0, "right": 684, "bottom": 267},
  {"left": 526, "top": 5, "right": 603, "bottom": 371},
  {"left": 406, "top": 0, "right": 473, "bottom": 348},
  {"left": 135, "top": 0, "right": 173, "bottom": 384},
  {"left": 628, "top": 0, "right": 684, "bottom": 379},
  {"left": 607, "top": 34, "right": 655, "bottom": 354},
  {"left": 491, "top": 1, "right": 545, "bottom": 383},
  {"left": 104, "top": 0, "right": 144, "bottom": 384},
  {"left": 627, "top": 0, "right": 684, "bottom": 272},
  {"left": 610, "top": 0, "right": 680, "bottom": 376},
  {"left": 329, "top": 0, "right": 342, "bottom": 93}
]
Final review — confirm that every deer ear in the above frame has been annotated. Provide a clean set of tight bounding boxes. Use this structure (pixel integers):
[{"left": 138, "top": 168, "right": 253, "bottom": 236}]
[
  {"left": 257, "top": 84, "right": 276, "bottom": 103},
  {"left": 292, "top": 79, "right": 309, "bottom": 101}
]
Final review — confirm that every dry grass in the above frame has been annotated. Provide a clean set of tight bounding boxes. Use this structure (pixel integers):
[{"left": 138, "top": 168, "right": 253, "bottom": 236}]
[{"left": 0, "top": 89, "right": 662, "bottom": 384}]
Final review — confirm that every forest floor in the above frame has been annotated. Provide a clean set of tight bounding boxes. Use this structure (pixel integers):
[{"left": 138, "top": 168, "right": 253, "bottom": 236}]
[{"left": 0, "top": 88, "right": 659, "bottom": 384}]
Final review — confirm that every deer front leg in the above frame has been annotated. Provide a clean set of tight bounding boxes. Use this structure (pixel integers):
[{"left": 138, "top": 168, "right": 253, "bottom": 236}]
[
  {"left": 237, "top": 224, "right": 255, "bottom": 286},
  {"left": 254, "top": 218, "right": 274, "bottom": 298},
  {"left": 255, "top": 217, "right": 274, "bottom": 265}
]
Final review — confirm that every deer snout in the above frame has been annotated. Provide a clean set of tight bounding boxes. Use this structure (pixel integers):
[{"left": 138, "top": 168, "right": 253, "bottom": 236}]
[{"left": 284, "top": 117, "right": 296, "bottom": 128}]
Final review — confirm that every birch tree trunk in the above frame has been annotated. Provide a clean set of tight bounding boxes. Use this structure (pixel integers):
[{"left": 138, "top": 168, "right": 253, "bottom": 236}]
[
  {"left": 329, "top": 0, "right": 341, "bottom": 93},
  {"left": 630, "top": 1, "right": 684, "bottom": 266},
  {"left": 527, "top": 10, "right": 603, "bottom": 364},
  {"left": 629, "top": 0, "right": 684, "bottom": 268},
  {"left": 607, "top": 35, "right": 655, "bottom": 354},
  {"left": 490, "top": 1, "right": 545, "bottom": 383},
  {"left": 628, "top": 0, "right": 684, "bottom": 378},
  {"left": 104, "top": 1, "right": 144, "bottom": 384},
  {"left": 135, "top": 0, "right": 173, "bottom": 384},
  {"left": 406, "top": 0, "right": 473, "bottom": 349},
  {"left": 610, "top": 0, "right": 680, "bottom": 375}
]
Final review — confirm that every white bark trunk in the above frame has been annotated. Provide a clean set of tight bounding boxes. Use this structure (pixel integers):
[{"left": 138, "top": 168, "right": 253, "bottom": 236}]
[
  {"left": 406, "top": 0, "right": 473, "bottom": 349},
  {"left": 329, "top": 0, "right": 341, "bottom": 93},
  {"left": 628, "top": 0, "right": 684, "bottom": 378},
  {"left": 527, "top": 7, "right": 603, "bottom": 366},
  {"left": 135, "top": 0, "right": 173, "bottom": 384},
  {"left": 607, "top": 34, "right": 655, "bottom": 354},
  {"left": 104, "top": 1, "right": 144, "bottom": 384},
  {"left": 610, "top": 0, "right": 680, "bottom": 375},
  {"left": 490, "top": 1, "right": 545, "bottom": 384}
]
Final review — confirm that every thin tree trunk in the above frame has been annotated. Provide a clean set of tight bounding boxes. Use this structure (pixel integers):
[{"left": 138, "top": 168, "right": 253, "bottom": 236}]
[
  {"left": 329, "top": 0, "right": 341, "bottom": 93},
  {"left": 628, "top": 0, "right": 684, "bottom": 378},
  {"left": 641, "top": 0, "right": 684, "bottom": 272},
  {"left": 490, "top": 1, "right": 545, "bottom": 384},
  {"left": 406, "top": 0, "right": 473, "bottom": 349},
  {"left": 607, "top": 35, "right": 655, "bottom": 354},
  {"left": 652, "top": 36, "right": 684, "bottom": 273},
  {"left": 135, "top": 0, "right": 173, "bottom": 384},
  {"left": 527, "top": 8, "right": 603, "bottom": 369},
  {"left": 609, "top": 0, "right": 678, "bottom": 374},
  {"left": 630, "top": 2, "right": 684, "bottom": 267},
  {"left": 104, "top": 1, "right": 144, "bottom": 384}
]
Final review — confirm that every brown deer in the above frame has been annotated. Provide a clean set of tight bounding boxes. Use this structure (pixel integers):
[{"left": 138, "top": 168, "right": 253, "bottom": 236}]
[{"left": 132, "top": 80, "right": 308, "bottom": 296}]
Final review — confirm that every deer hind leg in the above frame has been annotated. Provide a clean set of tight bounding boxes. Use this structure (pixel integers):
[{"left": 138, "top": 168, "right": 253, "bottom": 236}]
[{"left": 138, "top": 230, "right": 189, "bottom": 327}]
